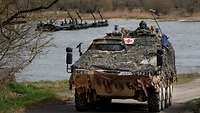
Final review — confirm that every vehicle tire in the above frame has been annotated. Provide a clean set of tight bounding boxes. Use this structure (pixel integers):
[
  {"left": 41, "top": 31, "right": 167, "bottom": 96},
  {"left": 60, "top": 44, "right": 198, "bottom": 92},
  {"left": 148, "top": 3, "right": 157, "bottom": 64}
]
[
  {"left": 148, "top": 88, "right": 162, "bottom": 112},
  {"left": 165, "top": 86, "right": 170, "bottom": 108},
  {"left": 168, "top": 84, "right": 173, "bottom": 106},
  {"left": 161, "top": 87, "right": 166, "bottom": 110},
  {"left": 75, "top": 90, "right": 89, "bottom": 111}
]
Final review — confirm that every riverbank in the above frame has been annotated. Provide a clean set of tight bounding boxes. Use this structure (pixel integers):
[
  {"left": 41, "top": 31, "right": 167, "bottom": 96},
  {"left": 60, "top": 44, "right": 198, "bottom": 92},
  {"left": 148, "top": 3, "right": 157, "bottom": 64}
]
[{"left": 30, "top": 10, "right": 200, "bottom": 22}]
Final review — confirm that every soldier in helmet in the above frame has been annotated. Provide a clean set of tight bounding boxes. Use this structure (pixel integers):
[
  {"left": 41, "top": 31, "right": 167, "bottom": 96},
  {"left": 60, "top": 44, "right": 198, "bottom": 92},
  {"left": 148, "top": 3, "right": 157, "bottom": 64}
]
[
  {"left": 137, "top": 21, "right": 150, "bottom": 30},
  {"left": 131, "top": 21, "right": 151, "bottom": 36}
]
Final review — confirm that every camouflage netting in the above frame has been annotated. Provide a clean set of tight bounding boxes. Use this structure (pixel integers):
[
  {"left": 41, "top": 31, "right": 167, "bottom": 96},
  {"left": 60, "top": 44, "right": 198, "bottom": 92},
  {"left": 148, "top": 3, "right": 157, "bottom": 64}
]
[{"left": 73, "top": 32, "right": 165, "bottom": 74}]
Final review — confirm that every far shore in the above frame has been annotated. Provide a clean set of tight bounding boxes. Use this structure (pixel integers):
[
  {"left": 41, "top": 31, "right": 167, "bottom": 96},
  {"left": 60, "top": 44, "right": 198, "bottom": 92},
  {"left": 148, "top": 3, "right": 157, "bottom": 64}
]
[{"left": 31, "top": 10, "right": 200, "bottom": 22}]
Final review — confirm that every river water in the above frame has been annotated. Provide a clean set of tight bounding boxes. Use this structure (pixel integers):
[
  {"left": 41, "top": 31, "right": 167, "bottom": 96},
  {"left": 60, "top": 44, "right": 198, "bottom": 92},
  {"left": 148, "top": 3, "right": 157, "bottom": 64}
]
[{"left": 16, "top": 19, "right": 200, "bottom": 81}]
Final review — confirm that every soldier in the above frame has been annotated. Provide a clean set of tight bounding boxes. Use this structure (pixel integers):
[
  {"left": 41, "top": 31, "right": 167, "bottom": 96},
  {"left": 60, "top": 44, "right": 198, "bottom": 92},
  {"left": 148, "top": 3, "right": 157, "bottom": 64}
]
[
  {"left": 137, "top": 21, "right": 150, "bottom": 30},
  {"left": 61, "top": 21, "right": 64, "bottom": 26},
  {"left": 155, "top": 28, "right": 162, "bottom": 38},
  {"left": 113, "top": 25, "right": 120, "bottom": 33},
  {"left": 133, "top": 21, "right": 151, "bottom": 36},
  {"left": 150, "top": 25, "right": 155, "bottom": 33},
  {"left": 64, "top": 18, "right": 67, "bottom": 24},
  {"left": 75, "top": 18, "right": 78, "bottom": 25},
  {"left": 121, "top": 27, "right": 129, "bottom": 36},
  {"left": 161, "top": 34, "right": 169, "bottom": 49}
]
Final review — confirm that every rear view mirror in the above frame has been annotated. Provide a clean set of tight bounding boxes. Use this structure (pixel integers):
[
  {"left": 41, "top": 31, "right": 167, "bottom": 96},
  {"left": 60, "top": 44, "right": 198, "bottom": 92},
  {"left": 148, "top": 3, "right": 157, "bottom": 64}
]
[
  {"left": 157, "top": 49, "right": 163, "bottom": 67},
  {"left": 66, "top": 47, "right": 73, "bottom": 73}
]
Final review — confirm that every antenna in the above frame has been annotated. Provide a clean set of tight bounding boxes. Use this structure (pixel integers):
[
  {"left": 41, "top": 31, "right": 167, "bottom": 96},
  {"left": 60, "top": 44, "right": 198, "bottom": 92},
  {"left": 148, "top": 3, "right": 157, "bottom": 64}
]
[{"left": 149, "top": 9, "right": 163, "bottom": 35}]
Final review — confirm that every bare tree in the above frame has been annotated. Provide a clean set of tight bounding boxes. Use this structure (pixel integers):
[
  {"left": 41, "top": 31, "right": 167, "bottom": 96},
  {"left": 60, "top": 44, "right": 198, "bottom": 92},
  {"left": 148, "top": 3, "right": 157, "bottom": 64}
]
[{"left": 0, "top": 0, "right": 58, "bottom": 74}]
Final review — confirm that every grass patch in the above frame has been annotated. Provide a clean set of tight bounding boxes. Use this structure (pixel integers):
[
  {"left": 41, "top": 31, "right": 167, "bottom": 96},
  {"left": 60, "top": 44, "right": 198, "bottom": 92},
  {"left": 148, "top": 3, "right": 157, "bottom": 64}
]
[
  {"left": 26, "top": 80, "right": 70, "bottom": 93},
  {"left": 25, "top": 80, "right": 73, "bottom": 101},
  {"left": 0, "top": 82, "right": 56, "bottom": 113},
  {"left": 176, "top": 73, "right": 200, "bottom": 85},
  {"left": 0, "top": 80, "right": 71, "bottom": 113}
]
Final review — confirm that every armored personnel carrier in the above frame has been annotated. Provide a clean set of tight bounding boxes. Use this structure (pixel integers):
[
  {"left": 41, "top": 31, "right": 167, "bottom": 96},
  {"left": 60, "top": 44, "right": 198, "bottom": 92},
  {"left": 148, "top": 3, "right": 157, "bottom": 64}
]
[{"left": 66, "top": 23, "right": 176, "bottom": 112}]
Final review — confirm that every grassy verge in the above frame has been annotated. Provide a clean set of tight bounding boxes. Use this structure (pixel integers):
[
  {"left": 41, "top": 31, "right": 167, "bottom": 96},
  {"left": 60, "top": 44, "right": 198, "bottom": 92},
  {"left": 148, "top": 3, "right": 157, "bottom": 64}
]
[
  {"left": 26, "top": 80, "right": 70, "bottom": 93},
  {"left": 26, "top": 80, "right": 73, "bottom": 101},
  {"left": 176, "top": 73, "right": 200, "bottom": 85},
  {"left": 0, "top": 80, "right": 71, "bottom": 113}
]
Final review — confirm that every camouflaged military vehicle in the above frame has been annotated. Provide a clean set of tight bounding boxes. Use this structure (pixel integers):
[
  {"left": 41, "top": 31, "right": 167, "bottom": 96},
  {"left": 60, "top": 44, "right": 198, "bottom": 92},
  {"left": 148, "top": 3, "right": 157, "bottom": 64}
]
[{"left": 66, "top": 24, "right": 176, "bottom": 112}]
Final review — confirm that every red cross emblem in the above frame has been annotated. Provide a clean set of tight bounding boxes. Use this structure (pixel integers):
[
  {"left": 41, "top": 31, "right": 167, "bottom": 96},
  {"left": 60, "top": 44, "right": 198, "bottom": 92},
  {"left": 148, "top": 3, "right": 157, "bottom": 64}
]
[{"left": 124, "top": 37, "right": 135, "bottom": 44}]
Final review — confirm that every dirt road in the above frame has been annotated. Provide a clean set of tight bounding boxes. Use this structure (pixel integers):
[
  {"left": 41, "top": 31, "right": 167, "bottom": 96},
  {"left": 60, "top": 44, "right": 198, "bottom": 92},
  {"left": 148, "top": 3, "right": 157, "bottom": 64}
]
[{"left": 26, "top": 79, "right": 200, "bottom": 113}]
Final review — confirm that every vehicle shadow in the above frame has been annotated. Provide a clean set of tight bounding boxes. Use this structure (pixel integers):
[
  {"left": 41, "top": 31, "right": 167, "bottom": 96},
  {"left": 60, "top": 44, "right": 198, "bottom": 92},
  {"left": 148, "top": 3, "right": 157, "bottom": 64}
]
[
  {"left": 91, "top": 102, "right": 148, "bottom": 113},
  {"left": 27, "top": 100, "right": 150, "bottom": 113}
]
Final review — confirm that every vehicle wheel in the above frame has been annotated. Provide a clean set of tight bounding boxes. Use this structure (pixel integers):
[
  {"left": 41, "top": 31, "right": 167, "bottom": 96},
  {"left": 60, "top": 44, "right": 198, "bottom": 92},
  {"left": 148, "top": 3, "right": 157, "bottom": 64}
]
[
  {"left": 165, "top": 86, "right": 170, "bottom": 108},
  {"left": 161, "top": 87, "right": 166, "bottom": 110},
  {"left": 168, "top": 84, "right": 173, "bottom": 106},
  {"left": 75, "top": 90, "right": 89, "bottom": 111},
  {"left": 148, "top": 88, "right": 162, "bottom": 112}
]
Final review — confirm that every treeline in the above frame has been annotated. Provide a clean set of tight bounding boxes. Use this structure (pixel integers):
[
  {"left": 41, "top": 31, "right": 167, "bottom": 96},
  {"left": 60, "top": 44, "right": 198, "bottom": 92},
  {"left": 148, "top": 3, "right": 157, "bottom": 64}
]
[{"left": 52, "top": 0, "right": 200, "bottom": 14}]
